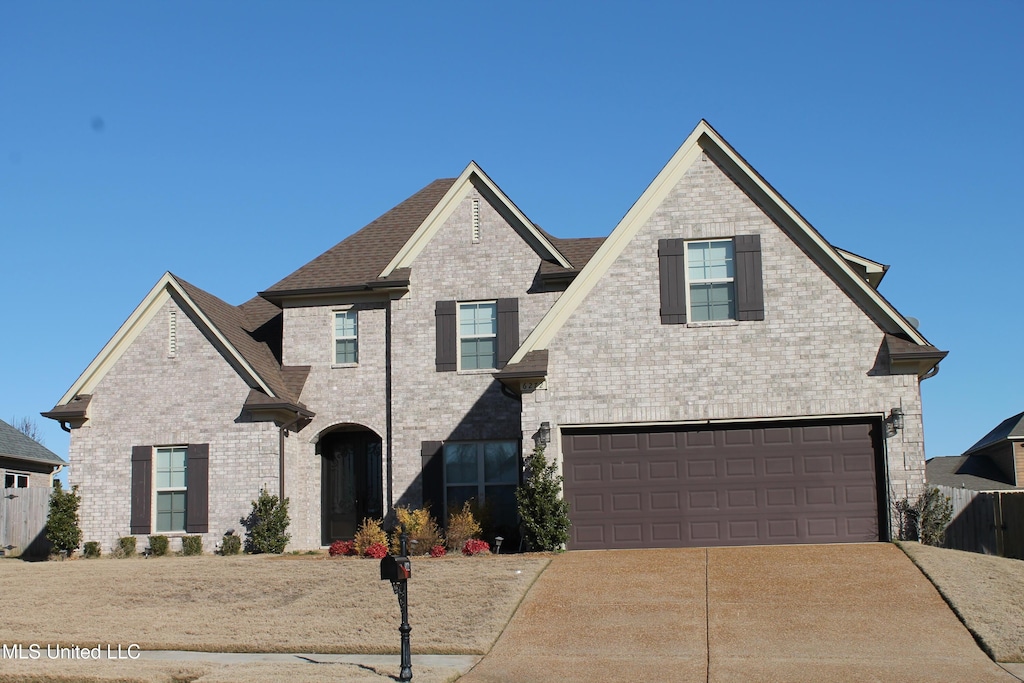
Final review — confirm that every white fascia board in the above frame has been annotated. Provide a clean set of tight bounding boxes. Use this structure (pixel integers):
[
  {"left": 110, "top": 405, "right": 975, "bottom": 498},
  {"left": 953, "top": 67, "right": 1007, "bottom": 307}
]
[
  {"left": 58, "top": 273, "right": 274, "bottom": 405},
  {"left": 508, "top": 125, "right": 707, "bottom": 364},
  {"left": 380, "top": 162, "right": 571, "bottom": 276}
]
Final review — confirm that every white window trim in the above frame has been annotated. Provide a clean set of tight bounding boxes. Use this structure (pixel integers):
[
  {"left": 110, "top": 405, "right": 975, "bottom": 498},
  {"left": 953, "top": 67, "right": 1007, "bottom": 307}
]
[
  {"left": 4, "top": 471, "right": 30, "bottom": 488},
  {"left": 332, "top": 308, "right": 358, "bottom": 367},
  {"left": 153, "top": 446, "right": 188, "bottom": 534},
  {"left": 685, "top": 239, "right": 736, "bottom": 322},
  {"left": 457, "top": 301, "right": 498, "bottom": 372}
]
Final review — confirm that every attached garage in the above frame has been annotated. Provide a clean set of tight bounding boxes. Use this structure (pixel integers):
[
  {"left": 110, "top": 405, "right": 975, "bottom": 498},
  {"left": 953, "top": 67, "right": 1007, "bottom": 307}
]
[{"left": 562, "top": 419, "right": 886, "bottom": 550}]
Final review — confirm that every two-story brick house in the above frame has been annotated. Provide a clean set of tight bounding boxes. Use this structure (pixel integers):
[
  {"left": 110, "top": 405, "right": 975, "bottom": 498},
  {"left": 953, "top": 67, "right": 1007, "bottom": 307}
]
[{"left": 45, "top": 121, "right": 946, "bottom": 552}]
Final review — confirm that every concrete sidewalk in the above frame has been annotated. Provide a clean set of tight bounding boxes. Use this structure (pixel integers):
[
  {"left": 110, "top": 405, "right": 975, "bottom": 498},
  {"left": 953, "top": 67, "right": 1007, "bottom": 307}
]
[{"left": 458, "top": 544, "right": 1018, "bottom": 682}]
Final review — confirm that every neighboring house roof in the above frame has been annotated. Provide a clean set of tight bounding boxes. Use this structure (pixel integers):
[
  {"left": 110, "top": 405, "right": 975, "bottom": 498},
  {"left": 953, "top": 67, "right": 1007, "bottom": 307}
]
[
  {"left": 0, "top": 419, "right": 66, "bottom": 468},
  {"left": 505, "top": 119, "right": 940, "bottom": 371},
  {"left": 964, "top": 411, "right": 1024, "bottom": 456},
  {"left": 926, "top": 455, "right": 1023, "bottom": 492},
  {"left": 48, "top": 273, "right": 310, "bottom": 419},
  {"left": 835, "top": 248, "right": 889, "bottom": 288}
]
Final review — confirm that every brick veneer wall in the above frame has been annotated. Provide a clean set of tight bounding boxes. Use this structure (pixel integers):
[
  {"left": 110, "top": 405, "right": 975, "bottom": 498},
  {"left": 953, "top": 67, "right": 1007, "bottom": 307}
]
[
  {"left": 68, "top": 297, "right": 279, "bottom": 553},
  {"left": 520, "top": 152, "right": 928, "bottom": 527}
]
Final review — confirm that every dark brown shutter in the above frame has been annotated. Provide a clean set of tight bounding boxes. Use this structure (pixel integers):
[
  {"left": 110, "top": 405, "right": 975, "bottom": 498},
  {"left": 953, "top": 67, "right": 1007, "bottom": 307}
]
[
  {"left": 185, "top": 443, "right": 209, "bottom": 533},
  {"left": 421, "top": 441, "right": 444, "bottom": 516},
  {"left": 734, "top": 234, "right": 765, "bottom": 321},
  {"left": 658, "top": 238, "right": 687, "bottom": 324},
  {"left": 130, "top": 446, "right": 152, "bottom": 534},
  {"left": 435, "top": 301, "right": 457, "bottom": 372},
  {"left": 496, "top": 298, "right": 519, "bottom": 368}
]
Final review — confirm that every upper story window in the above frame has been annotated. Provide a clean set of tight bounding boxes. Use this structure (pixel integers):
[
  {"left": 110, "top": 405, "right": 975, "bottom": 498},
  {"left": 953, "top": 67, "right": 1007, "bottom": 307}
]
[
  {"left": 658, "top": 235, "right": 764, "bottom": 325},
  {"left": 334, "top": 311, "right": 358, "bottom": 364},
  {"left": 687, "top": 240, "right": 735, "bottom": 321},
  {"left": 155, "top": 446, "right": 187, "bottom": 533},
  {"left": 459, "top": 302, "right": 497, "bottom": 370},
  {"left": 4, "top": 472, "right": 29, "bottom": 488}
]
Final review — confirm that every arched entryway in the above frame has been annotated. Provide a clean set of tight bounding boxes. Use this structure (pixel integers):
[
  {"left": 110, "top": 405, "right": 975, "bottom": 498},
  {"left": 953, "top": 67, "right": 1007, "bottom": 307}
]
[{"left": 319, "top": 425, "right": 383, "bottom": 546}]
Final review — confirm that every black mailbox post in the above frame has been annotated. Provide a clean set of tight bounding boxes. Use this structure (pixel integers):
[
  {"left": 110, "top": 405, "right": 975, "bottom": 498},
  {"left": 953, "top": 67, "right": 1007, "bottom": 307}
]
[{"left": 381, "top": 532, "right": 413, "bottom": 681}]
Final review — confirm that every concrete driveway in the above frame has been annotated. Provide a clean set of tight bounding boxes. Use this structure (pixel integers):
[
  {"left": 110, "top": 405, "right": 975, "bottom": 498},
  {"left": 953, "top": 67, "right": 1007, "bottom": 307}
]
[{"left": 460, "top": 544, "right": 1017, "bottom": 682}]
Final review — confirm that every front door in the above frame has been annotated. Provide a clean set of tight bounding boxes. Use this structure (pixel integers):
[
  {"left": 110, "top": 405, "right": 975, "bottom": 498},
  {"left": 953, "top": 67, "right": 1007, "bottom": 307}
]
[{"left": 321, "top": 430, "right": 383, "bottom": 545}]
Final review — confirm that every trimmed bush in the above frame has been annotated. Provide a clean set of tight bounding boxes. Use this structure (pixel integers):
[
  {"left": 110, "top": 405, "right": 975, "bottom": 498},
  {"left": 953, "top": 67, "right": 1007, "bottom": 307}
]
[
  {"left": 429, "top": 544, "right": 447, "bottom": 557},
  {"left": 445, "top": 501, "right": 482, "bottom": 553},
  {"left": 220, "top": 533, "right": 241, "bottom": 556},
  {"left": 117, "top": 536, "right": 137, "bottom": 558},
  {"left": 390, "top": 506, "right": 443, "bottom": 555},
  {"left": 242, "top": 488, "right": 291, "bottom": 554},
  {"left": 329, "top": 539, "right": 356, "bottom": 557},
  {"left": 45, "top": 480, "right": 82, "bottom": 556},
  {"left": 149, "top": 535, "right": 169, "bottom": 557},
  {"left": 364, "top": 542, "right": 389, "bottom": 559},
  {"left": 516, "top": 445, "right": 571, "bottom": 551},
  {"left": 83, "top": 541, "right": 101, "bottom": 559},
  {"left": 182, "top": 535, "right": 203, "bottom": 556},
  {"left": 353, "top": 518, "right": 388, "bottom": 556},
  {"left": 463, "top": 538, "right": 491, "bottom": 556}
]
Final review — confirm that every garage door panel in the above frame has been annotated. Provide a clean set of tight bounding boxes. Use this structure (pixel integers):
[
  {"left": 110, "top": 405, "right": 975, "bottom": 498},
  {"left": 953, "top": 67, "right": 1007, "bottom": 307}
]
[{"left": 564, "top": 420, "right": 881, "bottom": 550}]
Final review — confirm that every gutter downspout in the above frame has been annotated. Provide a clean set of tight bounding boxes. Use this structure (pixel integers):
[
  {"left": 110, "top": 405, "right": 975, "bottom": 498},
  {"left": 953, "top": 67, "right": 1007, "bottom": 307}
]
[
  {"left": 385, "top": 298, "right": 394, "bottom": 513},
  {"left": 50, "top": 464, "right": 65, "bottom": 488}
]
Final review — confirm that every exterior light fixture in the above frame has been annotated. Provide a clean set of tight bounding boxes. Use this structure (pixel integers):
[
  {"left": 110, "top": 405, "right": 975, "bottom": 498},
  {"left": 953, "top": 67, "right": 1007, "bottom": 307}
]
[
  {"left": 494, "top": 536, "right": 504, "bottom": 554},
  {"left": 533, "top": 422, "right": 551, "bottom": 448},
  {"left": 888, "top": 407, "right": 905, "bottom": 433}
]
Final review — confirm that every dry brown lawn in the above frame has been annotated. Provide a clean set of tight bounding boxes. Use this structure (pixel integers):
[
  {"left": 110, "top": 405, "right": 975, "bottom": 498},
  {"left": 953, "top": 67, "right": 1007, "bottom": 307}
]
[
  {"left": 0, "top": 552, "right": 549, "bottom": 682},
  {"left": 900, "top": 541, "right": 1024, "bottom": 663}
]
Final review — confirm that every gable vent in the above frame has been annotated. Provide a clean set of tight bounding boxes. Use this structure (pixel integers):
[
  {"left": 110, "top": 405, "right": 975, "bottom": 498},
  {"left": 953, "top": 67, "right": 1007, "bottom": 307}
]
[
  {"left": 168, "top": 309, "right": 177, "bottom": 358},
  {"left": 472, "top": 198, "right": 481, "bottom": 243}
]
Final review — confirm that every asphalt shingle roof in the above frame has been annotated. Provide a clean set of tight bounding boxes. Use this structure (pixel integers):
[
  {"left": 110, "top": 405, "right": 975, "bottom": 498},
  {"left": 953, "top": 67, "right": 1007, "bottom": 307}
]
[
  {"left": 964, "top": 411, "right": 1024, "bottom": 455},
  {"left": 0, "top": 419, "right": 66, "bottom": 467},
  {"left": 926, "top": 454, "right": 1023, "bottom": 491}
]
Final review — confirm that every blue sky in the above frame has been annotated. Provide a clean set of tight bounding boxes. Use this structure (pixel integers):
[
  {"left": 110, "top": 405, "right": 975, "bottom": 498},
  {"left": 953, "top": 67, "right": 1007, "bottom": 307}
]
[{"left": 2, "top": 2, "right": 1021, "bottom": 478}]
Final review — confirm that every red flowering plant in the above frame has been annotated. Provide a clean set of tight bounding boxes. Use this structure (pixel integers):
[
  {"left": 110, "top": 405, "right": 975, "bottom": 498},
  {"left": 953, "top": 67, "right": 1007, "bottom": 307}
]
[
  {"left": 462, "top": 539, "right": 490, "bottom": 556},
  {"left": 364, "top": 542, "right": 389, "bottom": 559},
  {"left": 328, "top": 540, "right": 356, "bottom": 557},
  {"left": 429, "top": 545, "right": 446, "bottom": 558}
]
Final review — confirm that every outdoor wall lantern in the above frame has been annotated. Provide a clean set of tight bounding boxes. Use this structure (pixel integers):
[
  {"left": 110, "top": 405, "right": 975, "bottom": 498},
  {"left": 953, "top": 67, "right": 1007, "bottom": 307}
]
[
  {"left": 533, "top": 421, "right": 551, "bottom": 448},
  {"left": 888, "top": 407, "right": 905, "bottom": 434},
  {"left": 380, "top": 531, "right": 413, "bottom": 681}
]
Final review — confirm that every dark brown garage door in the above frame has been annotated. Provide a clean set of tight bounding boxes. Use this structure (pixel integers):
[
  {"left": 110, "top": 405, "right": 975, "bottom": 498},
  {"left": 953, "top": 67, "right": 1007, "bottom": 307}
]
[{"left": 563, "top": 420, "right": 884, "bottom": 550}]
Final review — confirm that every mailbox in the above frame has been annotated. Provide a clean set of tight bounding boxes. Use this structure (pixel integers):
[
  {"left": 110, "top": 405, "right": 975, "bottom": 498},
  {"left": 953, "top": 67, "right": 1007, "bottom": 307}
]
[{"left": 380, "top": 555, "right": 411, "bottom": 582}]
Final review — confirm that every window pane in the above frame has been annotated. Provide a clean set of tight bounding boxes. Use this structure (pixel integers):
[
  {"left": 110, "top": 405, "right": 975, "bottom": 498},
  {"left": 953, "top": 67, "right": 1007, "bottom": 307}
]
[
  {"left": 688, "top": 241, "right": 734, "bottom": 280},
  {"left": 461, "top": 338, "right": 496, "bottom": 370},
  {"left": 334, "top": 311, "right": 356, "bottom": 338},
  {"left": 157, "top": 491, "right": 186, "bottom": 532},
  {"left": 446, "top": 485, "right": 478, "bottom": 513},
  {"left": 483, "top": 484, "right": 518, "bottom": 532},
  {"left": 445, "top": 444, "right": 479, "bottom": 484},
  {"left": 483, "top": 442, "right": 518, "bottom": 483},
  {"left": 690, "top": 283, "right": 735, "bottom": 321},
  {"left": 335, "top": 339, "right": 357, "bottom": 364},
  {"left": 459, "top": 302, "right": 496, "bottom": 336}
]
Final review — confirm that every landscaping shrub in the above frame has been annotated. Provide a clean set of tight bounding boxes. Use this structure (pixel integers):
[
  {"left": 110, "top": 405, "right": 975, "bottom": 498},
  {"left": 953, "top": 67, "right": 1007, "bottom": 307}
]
[
  {"left": 516, "top": 445, "right": 570, "bottom": 551},
  {"left": 242, "top": 488, "right": 291, "bottom": 554},
  {"left": 182, "top": 535, "right": 203, "bottom": 556},
  {"left": 83, "top": 541, "right": 101, "bottom": 559},
  {"left": 429, "top": 544, "right": 447, "bottom": 558},
  {"left": 364, "top": 542, "right": 389, "bottom": 559},
  {"left": 45, "top": 480, "right": 82, "bottom": 557},
  {"left": 445, "top": 501, "right": 482, "bottom": 553},
  {"left": 390, "top": 506, "right": 443, "bottom": 555},
  {"left": 149, "top": 535, "right": 169, "bottom": 557},
  {"left": 895, "top": 487, "right": 953, "bottom": 546},
  {"left": 353, "top": 518, "right": 388, "bottom": 556},
  {"left": 329, "top": 539, "right": 356, "bottom": 557},
  {"left": 117, "top": 536, "right": 137, "bottom": 558},
  {"left": 220, "top": 533, "right": 241, "bottom": 555},
  {"left": 463, "top": 539, "right": 491, "bottom": 556}
]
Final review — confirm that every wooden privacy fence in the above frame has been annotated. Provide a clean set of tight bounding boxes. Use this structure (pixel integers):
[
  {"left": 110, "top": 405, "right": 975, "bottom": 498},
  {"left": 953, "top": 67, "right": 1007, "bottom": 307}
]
[
  {"left": 937, "top": 484, "right": 1024, "bottom": 560},
  {"left": 0, "top": 486, "right": 52, "bottom": 559}
]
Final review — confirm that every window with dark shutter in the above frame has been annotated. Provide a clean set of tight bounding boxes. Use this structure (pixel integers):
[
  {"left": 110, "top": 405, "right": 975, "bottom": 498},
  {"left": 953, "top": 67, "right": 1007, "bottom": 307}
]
[
  {"left": 734, "top": 234, "right": 765, "bottom": 321},
  {"left": 185, "top": 443, "right": 209, "bottom": 533},
  {"left": 496, "top": 298, "right": 519, "bottom": 367},
  {"left": 130, "top": 446, "right": 152, "bottom": 534},
  {"left": 435, "top": 301, "right": 457, "bottom": 372},
  {"left": 658, "top": 238, "right": 687, "bottom": 324},
  {"left": 421, "top": 441, "right": 444, "bottom": 515}
]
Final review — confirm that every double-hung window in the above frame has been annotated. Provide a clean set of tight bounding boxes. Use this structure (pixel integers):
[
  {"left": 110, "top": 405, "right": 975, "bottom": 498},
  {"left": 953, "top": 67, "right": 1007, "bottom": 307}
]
[
  {"left": 4, "top": 472, "right": 29, "bottom": 488},
  {"left": 155, "top": 447, "right": 187, "bottom": 532},
  {"left": 334, "top": 311, "right": 358, "bottom": 364},
  {"left": 687, "top": 240, "right": 735, "bottom": 321},
  {"left": 458, "top": 302, "right": 497, "bottom": 370},
  {"left": 444, "top": 441, "right": 518, "bottom": 529}
]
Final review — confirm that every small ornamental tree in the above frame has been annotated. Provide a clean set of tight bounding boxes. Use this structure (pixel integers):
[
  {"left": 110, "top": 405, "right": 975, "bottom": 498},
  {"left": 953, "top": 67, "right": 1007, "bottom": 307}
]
[
  {"left": 242, "top": 488, "right": 291, "bottom": 554},
  {"left": 516, "top": 445, "right": 571, "bottom": 551},
  {"left": 45, "top": 480, "right": 82, "bottom": 556}
]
